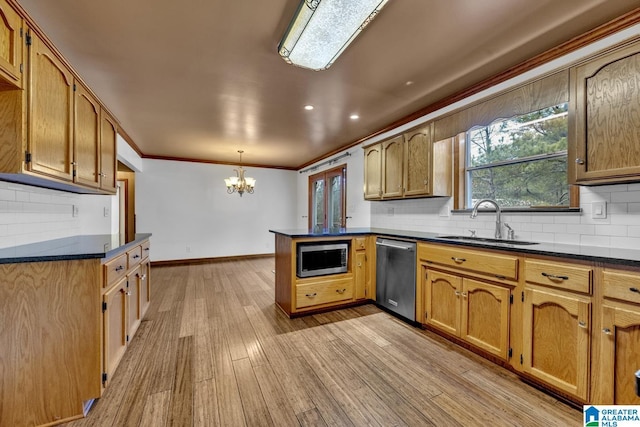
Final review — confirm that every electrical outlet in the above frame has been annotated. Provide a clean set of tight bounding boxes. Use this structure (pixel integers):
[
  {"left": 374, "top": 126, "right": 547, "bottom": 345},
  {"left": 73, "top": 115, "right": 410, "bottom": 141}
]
[
  {"left": 72, "top": 205, "right": 79, "bottom": 217},
  {"left": 592, "top": 201, "right": 607, "bottom": 219},
  {"left": 103, "top": 207, "right": 110, "bottom": 217}
]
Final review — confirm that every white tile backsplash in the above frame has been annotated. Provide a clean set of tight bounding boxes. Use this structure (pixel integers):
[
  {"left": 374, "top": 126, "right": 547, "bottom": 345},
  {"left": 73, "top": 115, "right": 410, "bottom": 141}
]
[
  {"left": 0, "top": 181, "right": 113, "bottom": 249},
  {"left": 370, "top": 186, "right": 640, "bottom": 248}
]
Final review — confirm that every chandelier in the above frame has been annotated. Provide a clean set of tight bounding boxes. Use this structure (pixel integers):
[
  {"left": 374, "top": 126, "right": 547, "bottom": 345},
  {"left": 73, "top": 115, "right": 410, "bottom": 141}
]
[{"left": 224, "top": 150, "right": 256, "bottom": 197}]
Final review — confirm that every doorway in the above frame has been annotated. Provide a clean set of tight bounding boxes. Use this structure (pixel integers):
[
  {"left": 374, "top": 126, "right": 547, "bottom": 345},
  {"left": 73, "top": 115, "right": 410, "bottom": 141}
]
[{"left": 117, "top": 162, "right": 136, "bottom": 243}]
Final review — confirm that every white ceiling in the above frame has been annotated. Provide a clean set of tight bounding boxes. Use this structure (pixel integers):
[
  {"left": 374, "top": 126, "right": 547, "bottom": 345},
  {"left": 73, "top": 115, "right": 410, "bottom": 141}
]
[{"left": 15, "top": 0, "right": 640, "bottom": 169}]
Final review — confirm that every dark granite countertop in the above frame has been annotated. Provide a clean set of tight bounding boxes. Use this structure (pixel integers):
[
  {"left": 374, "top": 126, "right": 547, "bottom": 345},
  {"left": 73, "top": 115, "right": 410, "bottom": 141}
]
[
  {"left": 0, "top": 233, "right": 152, "bottom": 264},
  {"left": 269, "top": 227, "right": 640, "bottom": 267}
]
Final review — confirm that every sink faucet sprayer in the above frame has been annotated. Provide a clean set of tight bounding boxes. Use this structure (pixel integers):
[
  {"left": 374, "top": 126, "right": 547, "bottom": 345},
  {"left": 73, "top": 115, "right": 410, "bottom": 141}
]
[{"left": 470, "top": 199, "right": 503, "bottom": 239}]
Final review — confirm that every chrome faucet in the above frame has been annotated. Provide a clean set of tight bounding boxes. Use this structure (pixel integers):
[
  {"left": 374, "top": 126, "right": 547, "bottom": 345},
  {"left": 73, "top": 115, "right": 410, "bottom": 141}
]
[{"left": 470, "top": 199, "right": 502, "bottom": 239}]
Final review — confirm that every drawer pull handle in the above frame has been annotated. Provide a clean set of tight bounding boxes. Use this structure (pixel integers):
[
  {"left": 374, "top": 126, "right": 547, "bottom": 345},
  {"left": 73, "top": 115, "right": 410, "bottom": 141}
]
[
  {"left": 144, "top": 248, "right": 150, "bottom": 251},
  {"left": 495, "top": 274, "right": 506, "bottom": 280},
  {"left": 578, "top": 321, "right": 587, "bottom": 329},
  {"left": 305, "top": 293, "right": 317, "bottom": 298},
  {"left": 455, "top": 291, "right": 461, "bottom": 296},
  {"left": 602, "top": 328, "right": 612, "bottom": 335},
  {"left": 451, "top": 257, "right": 466, "bottom": 263},
  {"left": 141, "top": 274, "right": 147, "bottom": 280},
  {"left": 630, "top": 287, "right": 640, "bottom": 294},
  {"left": 125, "top": 291, "right": 131, "bottom": 296},
  {"left": 133, "top": 254, "right": 140, "bottom": 259},
  {"left": 461, "top": 292, "right": 467, "bottom": 297},
  {"left": 115, "top": 265, "right": 124, "bottom": 272},
  {"left": 541, "top": 272, "right": 568, "bottom": 281},
  {"left": 336, "top": 288, "right": 347, "bottom": 294}
]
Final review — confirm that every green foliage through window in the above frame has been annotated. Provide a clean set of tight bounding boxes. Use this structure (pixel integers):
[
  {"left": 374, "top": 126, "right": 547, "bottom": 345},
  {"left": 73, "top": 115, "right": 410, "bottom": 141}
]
[{"left": 466, "top": 103, "right": 569, "bottom": 208}]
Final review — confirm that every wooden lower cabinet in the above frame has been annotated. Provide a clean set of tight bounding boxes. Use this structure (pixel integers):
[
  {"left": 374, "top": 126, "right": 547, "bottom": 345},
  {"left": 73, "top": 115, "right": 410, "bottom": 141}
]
[
  {"left": 600, "top": 303, "right": 640, "bottom": 404},
  {"left": 522, "top": 286, "right": 591, "bottom": 401},
  {"left": 424, "top": 269, "right": 510, "bottom": 359},
  {"left": 140, "top": 259, "right": 151, "bottom": 318},
  {"left": 103, "top": 276, "right": 128, "bottom": 388}
]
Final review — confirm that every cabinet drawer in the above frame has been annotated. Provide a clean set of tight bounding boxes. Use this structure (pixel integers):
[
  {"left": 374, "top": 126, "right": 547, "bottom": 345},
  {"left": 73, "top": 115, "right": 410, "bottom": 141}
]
[
  {"left": 419, "top": 243, "right": 518, "bottom": 280},
  {"left": 603, "top": 270, "right": 640, "bottom": 305},
  {"left": 524, "top": 259, "right": 592, "bottom": 294},
  {"left": 296, "top": 278, "right": 354, "bottom": 309},
  {"left": 354, "top": 237, "right": 367, "bottom": 251},
  {"left": 127, "top": 245, "right": 143, "bottom": 268},
  {"left": 104, "top": 254, "right": 128, "bottom": 288},
  {"left": 141, "top": 240, "right": 151, "bottom": 259}
]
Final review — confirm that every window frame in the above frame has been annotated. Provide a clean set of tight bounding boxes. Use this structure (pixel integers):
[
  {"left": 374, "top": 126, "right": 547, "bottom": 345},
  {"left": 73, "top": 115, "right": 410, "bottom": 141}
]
[{"left": 308, "top": 164, "right": 347, "bottom": 230}]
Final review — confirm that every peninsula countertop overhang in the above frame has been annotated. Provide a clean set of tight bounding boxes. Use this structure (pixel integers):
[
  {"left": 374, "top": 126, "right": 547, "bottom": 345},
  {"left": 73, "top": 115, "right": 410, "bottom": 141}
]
[
  {"left": 0, "top": 233, "right": 152, "bottom": 264},
  {"left": 269, "top": 228, "right": 640, "bottom": 267}
]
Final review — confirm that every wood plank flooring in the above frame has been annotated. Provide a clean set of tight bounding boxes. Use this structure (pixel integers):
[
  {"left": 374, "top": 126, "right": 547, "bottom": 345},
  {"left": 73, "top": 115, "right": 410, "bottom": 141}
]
[{"left": 65, "top": 257, "right": 582, "bottom": 426}]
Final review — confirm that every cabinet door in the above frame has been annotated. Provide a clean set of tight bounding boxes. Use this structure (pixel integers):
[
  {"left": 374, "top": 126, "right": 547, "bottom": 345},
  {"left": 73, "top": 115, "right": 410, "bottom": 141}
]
[
  {"left": 404, "top": 127, "right": 431, "bottom": 197},
  {"left": 74, "top": 82, "right": 100, "bottom": 188},
  {"left": 0, "top": 0, "right": 22, "bottom": 87},
  {"left": 425, "top": 269, "right": 461, "bottom": 336},
  {"left": 600, "top": 304, "right": 640, "bottom": 405},
  {"left": 127, "top": 265, "right": 141, "bottom": 340},
  {"left": 461, "top": 278, "right": 510, "bottom": 359},
  {"left": 570, "top": 44, "right": 640, "bottom": 184},
  {"left": 139, "top": 260, "right": 151, "bottom": 318},
  {"left": 103, "top": 277, "right": 127, "bottom": 387},
  {"left": 354, "top": 251, "right": 366, "bottom": 300},
  {"left": 100, "top": 110, "right": 117, "bottom": 193},
  {"left": 522, "top": 287, "right": 591, "bottom": 400},
  {"left": 28, "top": 33, "right": 74, "bottom": 181},
  {"left": 363, "top": 144, "right": 382, "bottom": 199},
  {"left": 382, "top": 136, "right": 404, "bottom": 198}
]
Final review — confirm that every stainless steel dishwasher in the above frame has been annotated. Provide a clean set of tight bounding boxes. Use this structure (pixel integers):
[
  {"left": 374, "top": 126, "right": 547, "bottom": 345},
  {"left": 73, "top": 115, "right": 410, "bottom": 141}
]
[{"left": 375, "top": 237, "right": 416, "bottom": 322}]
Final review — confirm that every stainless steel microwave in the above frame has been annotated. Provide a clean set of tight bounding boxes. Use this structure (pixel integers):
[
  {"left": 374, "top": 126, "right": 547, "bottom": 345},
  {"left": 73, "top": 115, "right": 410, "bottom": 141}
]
[{"left": 296, "top": 241, "right": 349, "bottom": 278}]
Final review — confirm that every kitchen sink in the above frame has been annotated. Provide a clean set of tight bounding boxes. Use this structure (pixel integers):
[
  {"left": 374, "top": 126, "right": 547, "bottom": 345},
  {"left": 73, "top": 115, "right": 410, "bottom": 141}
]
[{"left": 437, "top": 235, "right": 539, "bottom": 245}]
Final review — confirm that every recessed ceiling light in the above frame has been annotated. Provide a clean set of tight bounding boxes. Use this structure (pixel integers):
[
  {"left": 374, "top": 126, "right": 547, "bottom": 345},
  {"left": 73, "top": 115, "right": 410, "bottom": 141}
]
[
  {"left": 304, "top": 105, "right": 314, "bottom": 110},
  {"left": 350, "top": 114, "right": 359, "bottom": 120},
  {"left": 405, "top": 80, "right": 414, "bottom": 86}
]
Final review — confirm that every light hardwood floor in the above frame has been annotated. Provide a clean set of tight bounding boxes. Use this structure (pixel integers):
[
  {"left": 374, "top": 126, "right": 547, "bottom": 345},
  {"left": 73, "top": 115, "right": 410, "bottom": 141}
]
[{"left": 66, "top": 257, "right": 582, "bottom": 426}]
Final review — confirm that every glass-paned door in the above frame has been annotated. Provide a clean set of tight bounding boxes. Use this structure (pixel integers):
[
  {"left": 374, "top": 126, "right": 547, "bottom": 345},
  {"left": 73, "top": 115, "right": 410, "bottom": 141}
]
[{"left": 308, "top": 164, "right": 346, "bottom": 232}]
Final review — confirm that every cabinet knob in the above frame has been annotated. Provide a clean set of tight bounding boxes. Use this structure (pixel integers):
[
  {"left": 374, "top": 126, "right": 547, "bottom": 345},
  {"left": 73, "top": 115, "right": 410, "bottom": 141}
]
[
  {"left": 578, "top": 320, "right": 587, "bottom": 329},
  {"left": 602, "top": 328, "right": 612, "bottom": 335},
  {"left": 461, "top": 292, "right": 468, "bottom": 297},
  {"left": 575, "top": 158, "right": 585, "bottom": 165},
  {"left": 125, "top": 291, "right": 131, "bottom": 296},
  {"left": 455, "top": 290, "right": 461, "bottom": 296}
]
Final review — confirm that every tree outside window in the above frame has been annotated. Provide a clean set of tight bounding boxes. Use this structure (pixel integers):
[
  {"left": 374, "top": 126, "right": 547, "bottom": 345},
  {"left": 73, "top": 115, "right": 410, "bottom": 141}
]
[{"left": 466, "top": 102, "right": 569, "bottom": 208}]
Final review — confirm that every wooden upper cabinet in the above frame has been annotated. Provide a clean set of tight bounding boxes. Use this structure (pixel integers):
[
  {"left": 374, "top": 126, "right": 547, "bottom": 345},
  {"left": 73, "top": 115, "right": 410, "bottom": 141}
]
[
  {"left": 569, "top": 42, "right": 640, "bottom": 185},
  {"left": 74, "top": 82, "right": 100, "bottom": 188},
  {"left": 0, "top": 0, "right": 22, "bottom": 88},
  {"left": 100, "top": 110, "right": 117, "bottom": 193},
  {"left": 404, "top": 127, "right": 431, "bottom": 197},
  {"left": 382, "top": 136, "right": 404, "bottom": 198},
  {"left": 27, "top": 32, "right": 74, "bottom": 181},
  {"left": 363, "top": 143, "right": 382, "bottom": 199},
  {"left": 362, "top": 124, "right": 451, "bottom": 201}
]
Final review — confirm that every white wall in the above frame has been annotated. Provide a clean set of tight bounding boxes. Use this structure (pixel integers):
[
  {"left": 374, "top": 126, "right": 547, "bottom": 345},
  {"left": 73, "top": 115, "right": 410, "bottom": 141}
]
[
  {"left": 136, "top": 158, "right": 297, "bottom": 262},
  {"left": 296, "top": 145, "right": 371, "bottom": 229},
  {"left": 0, "top": 181, "right": 113, "bottom": 248}
]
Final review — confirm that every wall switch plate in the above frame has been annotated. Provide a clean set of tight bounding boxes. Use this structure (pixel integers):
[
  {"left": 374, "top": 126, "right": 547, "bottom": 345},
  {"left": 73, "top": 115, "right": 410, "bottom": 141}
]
[
  {"left": 103, "top": 207, "right": 110, "bottom": 217},
  {"left": 72, "top": 205, "right": 79, "bottom": 217},
  {"left": 592, "top": 201, "right": 607, "bottom": 219}
]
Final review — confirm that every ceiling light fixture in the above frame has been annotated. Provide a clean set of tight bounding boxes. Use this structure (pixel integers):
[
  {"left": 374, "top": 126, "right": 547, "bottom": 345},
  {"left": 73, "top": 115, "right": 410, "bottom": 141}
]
[
  {"left": 224, "top": 150, "right": 256, "bottom": 197},
  {"left": 350, "top": 114, "right": 359, "bottom": 120},
  {"left": 278, "top": 0, "right": 390, "bottom": 71},
  {"left": 304, "top": 105, "right": 314, "bottom": 110}
]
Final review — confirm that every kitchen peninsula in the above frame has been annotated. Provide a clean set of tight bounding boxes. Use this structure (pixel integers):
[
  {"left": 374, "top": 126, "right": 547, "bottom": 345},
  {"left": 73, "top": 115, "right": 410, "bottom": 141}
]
[
  {"left": 0, "top": 234, "right": 151, "bottom": 426},
  {"left": 271, "top": 227, "right": 640, "bottom": 406}
]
